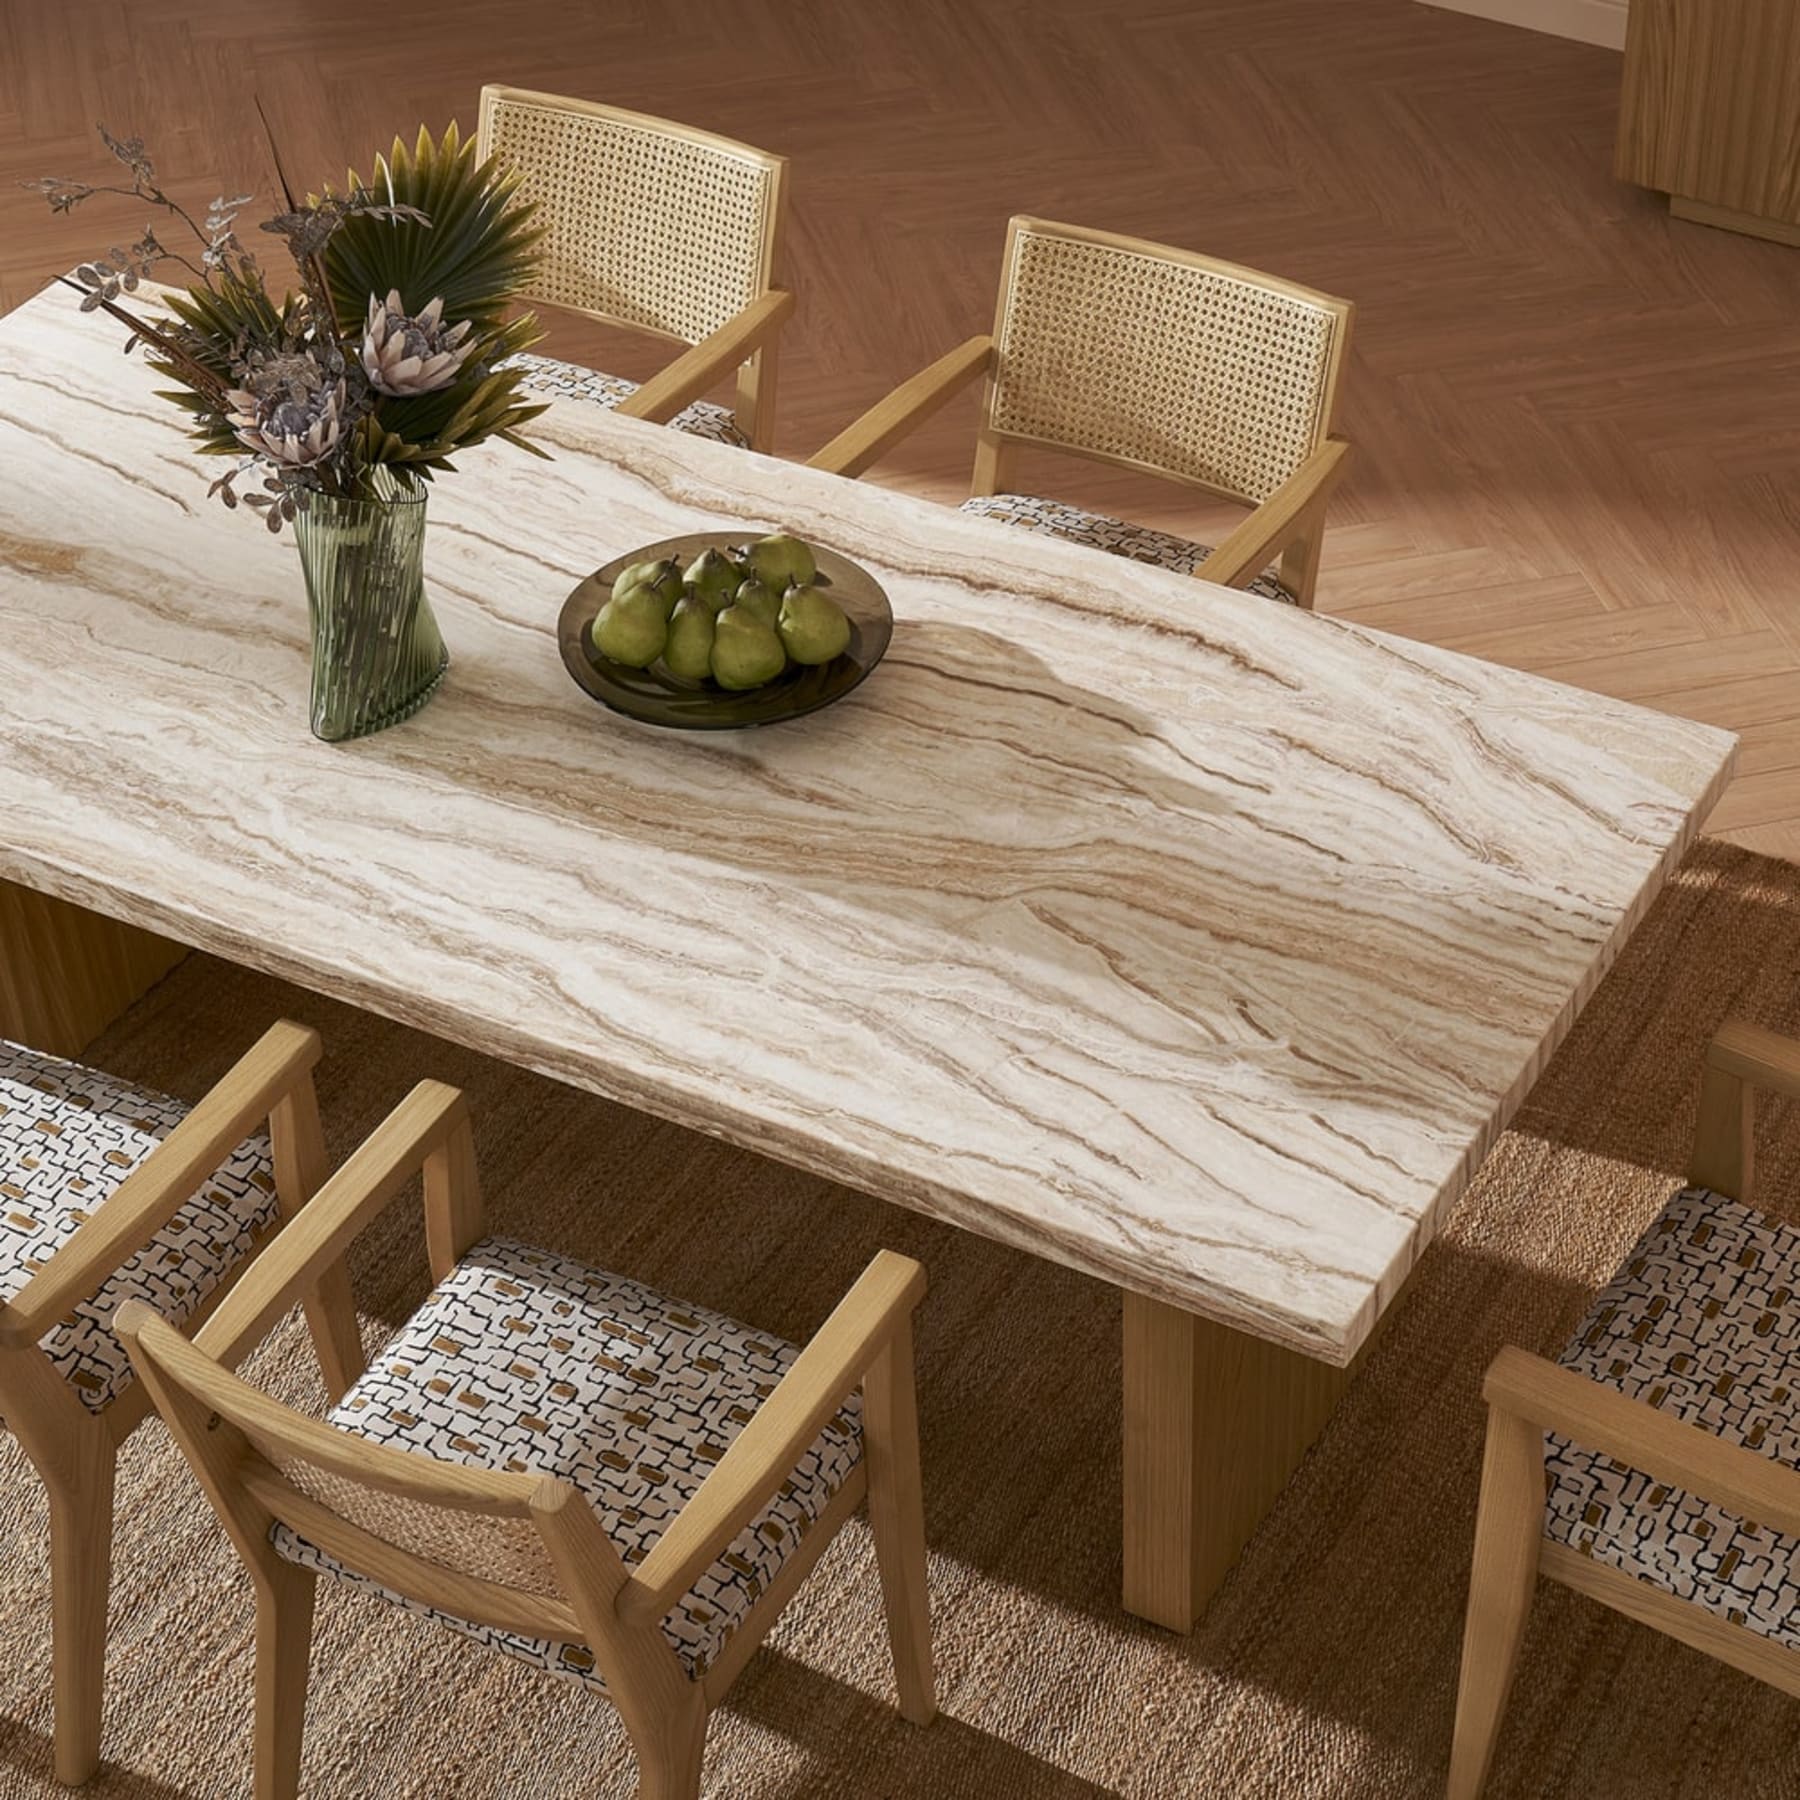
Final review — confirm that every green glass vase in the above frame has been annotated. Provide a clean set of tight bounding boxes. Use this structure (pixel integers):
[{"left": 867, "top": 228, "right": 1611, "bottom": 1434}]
[{"left": 294, "top": 471, "right": 447, "bottom": 742}]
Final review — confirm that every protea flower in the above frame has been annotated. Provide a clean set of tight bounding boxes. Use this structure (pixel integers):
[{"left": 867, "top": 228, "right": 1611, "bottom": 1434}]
[
  {"left": 361, "top": 290, "right": 475, "bottom": 396},
  {"left": 224, "top": 352, "right": 348, "bottom": 469}
]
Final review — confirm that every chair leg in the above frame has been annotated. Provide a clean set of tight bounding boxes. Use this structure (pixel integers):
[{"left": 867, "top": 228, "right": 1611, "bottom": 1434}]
[
  {"left": 863, "top": 1318, "right": 937, "bottom": 1726},
  {"left": 298, "top": 1274, "right": 365, "bottom": 1406},
  {"left": 1279, "top": 518, "right": 1327, "bottom": 610},
  {"left": 969, "top": 431, "right": 1015, "bottom": 501},
  {"left": 271, "top": 1075, "right": 365, "bottom": 1401},
  {"left": 253, "top": 1564, "right": 315, "bottom": 1800},
  {"left": 737, "top": 338, "right": 780, "bottom": 455},
  {"left": 631, "top": 1711, "right": 706, "bottom": 1800},
  {"left": 1447, "top": 1407, "right": 1545, "bottom": 1800},
  {"left": 47, "top": 1441, "right": 116, "bottom": 1785}
]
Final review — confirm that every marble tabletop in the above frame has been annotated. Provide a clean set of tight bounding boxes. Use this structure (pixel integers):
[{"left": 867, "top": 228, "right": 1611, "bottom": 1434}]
[{"left": 0, "top": 281, "right": 1736, "bottom": 1362}]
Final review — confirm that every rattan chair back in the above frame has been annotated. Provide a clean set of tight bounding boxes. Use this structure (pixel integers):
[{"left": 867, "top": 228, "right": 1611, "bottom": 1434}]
[
  {"left": 983, "top": 216, "right": 1353, "bottom": 506},
  {"left": 477, "top": 84, "right": 785, "bottom": 346}
]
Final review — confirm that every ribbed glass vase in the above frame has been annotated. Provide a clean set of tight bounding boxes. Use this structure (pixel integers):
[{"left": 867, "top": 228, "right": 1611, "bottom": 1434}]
[{"left": 294, "top": 470, "right": 447, "bottom": 742}]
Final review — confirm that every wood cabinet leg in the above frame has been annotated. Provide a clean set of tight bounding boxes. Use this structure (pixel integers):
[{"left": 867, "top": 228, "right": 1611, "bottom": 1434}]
[
  {"left": 0, "top": 878, "right": 185, "bottom": 1057},
  {"left": 1122, "top": 1292, "right": 1353, "bottom": 1631},
  {"left": 1669, "top": 194, "right": 1800, "bottom": 248}
]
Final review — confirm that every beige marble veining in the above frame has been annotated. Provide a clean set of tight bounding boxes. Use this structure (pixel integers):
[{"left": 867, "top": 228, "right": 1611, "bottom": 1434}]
[{"left": 0, "top": 282, "right": 1735, "bottom": 1362}]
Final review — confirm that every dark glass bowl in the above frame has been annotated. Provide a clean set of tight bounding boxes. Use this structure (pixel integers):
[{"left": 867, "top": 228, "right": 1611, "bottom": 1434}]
[{"left": 557, "top": 533, "right": 894, "bottom": 730}]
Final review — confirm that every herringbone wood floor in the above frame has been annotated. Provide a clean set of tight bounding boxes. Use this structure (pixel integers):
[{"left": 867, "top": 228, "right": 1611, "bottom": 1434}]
[{"left": 2, "top": 0, "right": 1795, "bottom": 854}]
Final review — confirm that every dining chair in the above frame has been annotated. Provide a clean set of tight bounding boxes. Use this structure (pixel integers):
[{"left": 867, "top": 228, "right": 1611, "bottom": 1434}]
[
  {"left": 0, "top": 1019, "right": 361, "bottom": 1785},
  {"left": 476, "top": 84, "right": 793, "bottom": 454},
  {"left": 1449, "top": 1018, "right": 1800, "bottom": 1797},
  {"left": 119, "top": 1075, "right": 936, "bottom": 1800},
  {"left": 808, "top": 214, "right": 1355, "bottom": 609}
]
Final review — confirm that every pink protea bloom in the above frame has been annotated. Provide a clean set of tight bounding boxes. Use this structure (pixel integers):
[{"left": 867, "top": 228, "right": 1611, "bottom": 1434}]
[
  {"left": 225, "top": 362, "right": 348, "bottom": 469},
  {"left": 361, "top": 289, "right": 475, "bottom": 397}
]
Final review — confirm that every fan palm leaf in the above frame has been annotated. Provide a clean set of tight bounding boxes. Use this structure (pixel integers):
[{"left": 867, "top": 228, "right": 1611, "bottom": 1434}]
[
  {"left": 160, "top": 273, "right": 290, "bottom": 373},
  {"left": 323, "top": 122, "right": 544, "bottom": 336}
]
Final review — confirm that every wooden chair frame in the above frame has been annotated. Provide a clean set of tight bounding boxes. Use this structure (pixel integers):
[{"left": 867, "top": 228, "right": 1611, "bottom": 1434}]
[
  {"left": 119, "top": 1079, "right": 935, "bottom": 1800},
  {"left": 1448, "top": 1018, "right": 1800, "bottom": 1798},
  {"left": 0, "top": 1019, "right": 361, "bottom": 1785},
  {"left": 808, "top": 215, "right": 1355, "bottom": 608},
  {"left": 476, "top": 84, "right": 794, "bottom": 453}
]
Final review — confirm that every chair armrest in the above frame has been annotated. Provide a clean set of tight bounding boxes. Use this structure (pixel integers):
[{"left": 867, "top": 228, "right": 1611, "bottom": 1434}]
[
  {"left": 615, "top": 288, "right": 795, "bottom": 427},
  {"left": 0, "top": 1020, "right": 322, "bottom": 1351},
  {"left": 1707, "top": 1019, "right": 1800, "bottom": 1103},
  {"left": 191, "top": 1080, "right": 469, "bottom": 1373},
  {"left": 1199, "top": 438, "right": 1352, "bottom": 591},
  {"left": 1484, "top": 1344, "right": 1800, "bottom": 1540},
  {"left": 616, "top": 1248, "right": 927, "bottom": 1626},
  {"left": 807, "top": 336, "right": 995, "bottom": 479}
]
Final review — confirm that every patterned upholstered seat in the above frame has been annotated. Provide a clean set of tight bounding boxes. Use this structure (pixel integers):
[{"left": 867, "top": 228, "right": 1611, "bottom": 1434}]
[
  {"left": 958, "top": 493, "right": 1298, "bottom": 604},
  {"left": 272, "top": 1236, "right": 863, "bottom": 1685},
  {"left": 509, "top": 353, "right": 747, "bottom": 447},
  {"left": 0, "top": 1041, "right": 279, "bottom": 1413},
  {"left": 1544, "top": 1185, "right": 1800, "bottom": 1647}
]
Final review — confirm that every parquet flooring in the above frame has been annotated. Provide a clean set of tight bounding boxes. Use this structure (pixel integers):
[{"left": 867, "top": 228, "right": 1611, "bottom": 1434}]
[{"left": 2, "top": 0, "right": 1796, "bottom": 856}]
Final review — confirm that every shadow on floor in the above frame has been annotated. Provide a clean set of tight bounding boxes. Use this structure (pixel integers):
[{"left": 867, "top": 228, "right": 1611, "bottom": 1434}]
[
  {"left": 724, "top": 1650, "right": 1123, "bottom": 1799},
  {"left": 0, "top": 1720, "right": 203, "bottom": 1800}
]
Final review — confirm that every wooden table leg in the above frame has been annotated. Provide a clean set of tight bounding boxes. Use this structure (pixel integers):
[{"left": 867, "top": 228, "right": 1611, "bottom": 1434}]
[
  {"left": 1122, "top": 1291, "right": 1353, "bottom": 1631},
  {"left": 0, "top": 878, "right": 186, "bottom": 1056}
]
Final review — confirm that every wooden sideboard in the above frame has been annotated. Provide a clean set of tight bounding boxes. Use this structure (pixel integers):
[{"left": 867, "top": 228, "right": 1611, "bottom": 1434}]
[{"left": 1618, "top": 0, "right": 1800, "bottom": 246}]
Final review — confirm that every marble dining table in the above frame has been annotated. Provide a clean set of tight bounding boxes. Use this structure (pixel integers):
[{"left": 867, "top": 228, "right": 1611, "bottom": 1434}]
[{"left": 0, "top": 279, "right": 1737, "bottom": 1632}]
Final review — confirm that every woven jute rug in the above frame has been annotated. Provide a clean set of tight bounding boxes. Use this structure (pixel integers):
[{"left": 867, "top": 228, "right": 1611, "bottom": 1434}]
[{"left": 3, "top": 838, "right": 1799, "bottom": 1799}]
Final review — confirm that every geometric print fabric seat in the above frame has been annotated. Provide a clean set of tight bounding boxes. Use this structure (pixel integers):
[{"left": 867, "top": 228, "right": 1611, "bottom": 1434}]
[
  {"left": 1545, "top": 1185, "right": 1800, "bottom": 1649},
  {"left": 271, "top": 1236, "right": 863, "bottom": 1686},
  {"left": 959, "top": 492, "right": 1301, "bottom": 605},
  {"left": 0, "top": 1040, "right": 280, "bottom": 1414},
  {"left": 508, "top": 352, "right": 749, "bottom": 448}
]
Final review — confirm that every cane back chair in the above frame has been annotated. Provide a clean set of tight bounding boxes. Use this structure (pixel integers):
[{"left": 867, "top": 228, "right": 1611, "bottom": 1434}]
[
  {"left": 121, "top": 1077, "right": 935, "bottom": 1800},
  {"left": 810, "top": 215, "right": 1355, "bottom": 608},
  {"left": 0, "top": 1020, "right": 360, "bottom": 1785},
  {"left": 477, "top": 84, "right": 792, "bottom": 453},
  {"left": 1450, "top": 1019, "right": 1800, "bottom": 1795}
]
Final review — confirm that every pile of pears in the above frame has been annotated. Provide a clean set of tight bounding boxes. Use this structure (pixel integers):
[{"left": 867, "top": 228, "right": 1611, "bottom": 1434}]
[{"left": 591, "top": 533, "right": 852, "bottom": 691}]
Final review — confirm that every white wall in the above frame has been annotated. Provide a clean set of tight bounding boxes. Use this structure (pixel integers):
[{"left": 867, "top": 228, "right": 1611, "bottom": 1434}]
[{"left": 1415, "top": 0, "right": 1628, "bottom": 51}]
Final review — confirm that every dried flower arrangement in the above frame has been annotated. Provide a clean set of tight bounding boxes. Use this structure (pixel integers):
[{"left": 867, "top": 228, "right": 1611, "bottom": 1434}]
[{"left": 25, "top": 121, "right": 549, "bottom": 531}]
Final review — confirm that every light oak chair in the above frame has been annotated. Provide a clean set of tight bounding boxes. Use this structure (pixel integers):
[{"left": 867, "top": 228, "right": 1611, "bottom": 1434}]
[
  {"left": 0, "top": 1020, "right": 360, "bottom": 1785},
  {"left": 119, "top": 1077, "right": 935, "bottom": 1800},
  {"left": 809, "top": 215, "right": 1355, "bottom": 609},
  {"left": 476, "top": 84, "right": 792, "bottom": 453},
  {"left": 1450, "top": 1019, "right": 1800, "bottom": 1797}
]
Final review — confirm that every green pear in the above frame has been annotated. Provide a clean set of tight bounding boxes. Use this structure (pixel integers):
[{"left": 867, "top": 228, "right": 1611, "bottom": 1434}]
[
  {"left": 662, "top": 594, "right": 717, "bottom": 681},
  {"left": 732, "top": 577, "right": 781, "bottom": 627},
  {"left": 711, "top": 604, "right": 788, "bottom": 690},
  {"left": 744, "top": 532, "right": 817, "bottom": 591},
  {"left": 613, "top": 558, "right": 682, "bottom": 617},
  {"left": 682, "top": 547, "right": 741, "bottom": 613},
  {"left": 615, "top": 557, "right": 662, "bottom": 591},
  {"left": 609, "top": 579, "right": 671, "bottom": 634},
  {"left": 591, "top": 585, "right": 669, "bottom": 668},
  {"left": 778, "top": 584, "right": 852, "bottom": 666}
]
